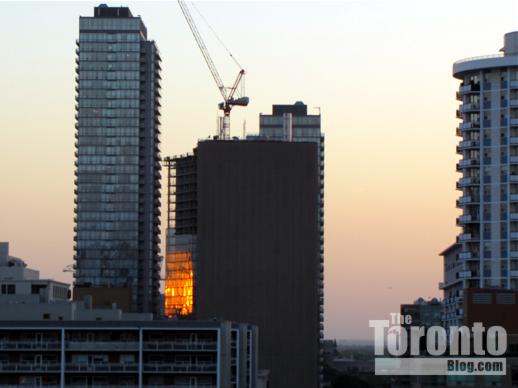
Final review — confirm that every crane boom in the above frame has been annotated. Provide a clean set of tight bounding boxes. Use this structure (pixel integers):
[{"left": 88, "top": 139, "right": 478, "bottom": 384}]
[
  {"left": 177, "top": 0, "right": 249, "bottom": 139},
  {"left": 178, "top": 0, "right": 228, "bottom": 101}
]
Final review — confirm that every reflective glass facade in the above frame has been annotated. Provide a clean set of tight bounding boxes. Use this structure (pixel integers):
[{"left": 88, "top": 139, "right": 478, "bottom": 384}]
[{"left": 74, "top": 6, "right": 161, "bottom": 314}]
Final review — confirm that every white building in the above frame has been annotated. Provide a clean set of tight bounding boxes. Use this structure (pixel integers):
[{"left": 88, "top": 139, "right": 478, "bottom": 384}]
[
  {"left": 0, "top": 242, "right": 69, "bottom": 305},
  {"left": 443, "top": 31, "right": 518, "bottom": 326}
]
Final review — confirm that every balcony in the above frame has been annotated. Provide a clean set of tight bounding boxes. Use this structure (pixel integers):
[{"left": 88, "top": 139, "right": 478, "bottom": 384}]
[
  {"left": 511, "top": 213, "right": 518, "bottom": 221},
  {"left": 512, "top": 252, "right": 518, "bottom": 259},
  {"left": 458, "top": 159, "right": 480, "bottom": 168},
  {"left": 0, "top": 341, "right": 61, "bottom": 351},
  {"left": 460, "top": 122, "right": 480, "bottom": 130},
  {"left": 457, "top": 140, "right": 480, "bottom": 151},
  {"left": 457, "top": 177, "right": 479, "bottom": 188},
  {"left": 458, "top": 270, "right": 473, "bottom": 279},
  {"left": 457, "top": 214, "right": 479, "bottom": 225},
  {"left": 458, "top": 196, "right": 473, "bottom": 205},
  {"left": 66, "top": 341, "right": 139, "bottom": 351},
  {"left": 460, "top": 84, "right": 480, "bottom": 93},
  {"left": 511, "top": 156, "right": 518, "bottom": 164},
  {"left": 142, "top": 363, "right": 217, "bottom": 373},
  {"left": 143, "top": 341, "right": 217, "bottom": 352},
  {"left": 460, "top": 103, "right": 480, "bottom": 113},
  {"left": 458, "top": 252, "right": 472, "bottom": 260},
  {"left": 459, "top": 84, "right": 471, "bottom": 93},
  {"left": 510, "top": 270, "right": 518, "bottom": 277},
  {"left": 511, "top": 137, "right": 518, "bottom": 145},
  {"left": 511, "top": 194, "right": 518, "bottom": 202},
  {"left": 459, "top": 233, "right": 474, "bottom": 242},
  {"left": 511, "top": 99, "right": 518, "bottom": 108},
  {"left": 66, "top": 363, "right": 138, "bottom": 373},
  {"left": 510, "top": 80, "right": 518, "bottom": 89},
  {"left": 511, "top": 118, "right": 518, "bottom": 127},
  {"left": 0, "top": 363, "right": 60, "bottom": 372}
]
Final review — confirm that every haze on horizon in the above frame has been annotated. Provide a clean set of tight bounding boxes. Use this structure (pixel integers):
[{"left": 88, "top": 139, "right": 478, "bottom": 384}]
[{"left": 1, "top": 0, "right": 517, "bottom": 340}]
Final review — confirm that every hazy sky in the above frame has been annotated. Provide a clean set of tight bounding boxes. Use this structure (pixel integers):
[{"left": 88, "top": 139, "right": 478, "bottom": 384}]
[{"left": 1, "top": 0, "right": 517, "bottom": 340}]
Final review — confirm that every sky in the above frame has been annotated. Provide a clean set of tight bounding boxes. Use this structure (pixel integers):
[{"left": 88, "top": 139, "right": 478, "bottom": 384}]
[{"left": 1, "top": 0, "right": 518, "bottom": 340}]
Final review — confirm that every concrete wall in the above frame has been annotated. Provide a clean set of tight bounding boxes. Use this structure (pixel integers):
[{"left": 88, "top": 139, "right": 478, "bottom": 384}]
[
  {"left": 73, "top": 286, "right": 131, "bottom": 312},
  {"left": 0, "top": 302, "right": 75, "bottom": 321},
  {"left": 0, "top": 243, "right": 7, "bottom": 266}
]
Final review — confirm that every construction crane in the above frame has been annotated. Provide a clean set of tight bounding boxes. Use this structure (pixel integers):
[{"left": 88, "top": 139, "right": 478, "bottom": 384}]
[{"left": 177, "top": 0, "right": 249, "bottom": 139}]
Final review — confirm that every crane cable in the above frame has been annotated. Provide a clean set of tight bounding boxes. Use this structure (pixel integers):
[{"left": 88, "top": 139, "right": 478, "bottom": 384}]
[{"left": 190, "top": 1, "right": 244, "bottom": 71}]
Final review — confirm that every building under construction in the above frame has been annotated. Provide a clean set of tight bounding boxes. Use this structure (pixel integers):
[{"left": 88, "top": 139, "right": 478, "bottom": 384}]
[
  {"left": 164, "top": 132, "right": 322, "bottom": 388},
  {"left": 164, "top": 155, "right": 197, "bottom": 317}
]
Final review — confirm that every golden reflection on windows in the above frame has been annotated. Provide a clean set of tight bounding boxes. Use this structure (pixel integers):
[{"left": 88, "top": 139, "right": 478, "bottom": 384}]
[{"left": 164, "top": 251, "right": 193, "bottom": 317}]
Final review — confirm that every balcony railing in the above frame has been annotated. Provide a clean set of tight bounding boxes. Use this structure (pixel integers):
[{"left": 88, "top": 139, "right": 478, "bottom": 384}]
[
  {"left": 142, "top": 363, "right": 217, "bottom": 373},
  {"left": 143, "top": 341, "right": 217, "bottom": 352},
  {"left": 66, "top": 341, "right": 139, "bottom": 351},
  {"left": 0, "top": 363, "right": 60, "bottom": 372},
  {"left": 458, "top": 159, "right": 480, "bottom": 168},
  {"left": 0, "top": 341, "right": 61, "bottom": 351},
  {"left": 460, "top": 103, "right": 480, "bottom": 113},
  {"left": 454, "top": 54, "right": 503, "bottom": 65},
  {"left": 458, "top": 140, "right": 480, "bottom": 150},
  {"left": 65, "top": 363, "right": 138, "bottom": 372},
  {"left": 460, "top": 122, "right": 480, "bottom": 130},
  {"left": 459, "top": 233, "right": 474, "bottom": 241},
  {"left": 458, "top": 214, "right": 480, "bottom": 224},
  {"left": 458, "top": 270, "right": 473, "bottom": 279},
  {"left": 458, "top": 196, "right": 473, "bottom": 205},
  {"left": 458, "top": 252, "right": 472, "bottom": 260}
]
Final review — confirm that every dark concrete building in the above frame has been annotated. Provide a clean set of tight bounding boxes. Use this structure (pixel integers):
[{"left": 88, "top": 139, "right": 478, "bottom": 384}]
[
  {"left": 463, "top": 288, "right": 518, "bottom": 333},
  {"left": 166, "top": 139, "right": 321, "bottom": 388},
  {"left": 400, "top": 298, "right": 442, "bottom": 329},
  {"left": 73, "top": 5, "right": 162, "bottom": 315}
]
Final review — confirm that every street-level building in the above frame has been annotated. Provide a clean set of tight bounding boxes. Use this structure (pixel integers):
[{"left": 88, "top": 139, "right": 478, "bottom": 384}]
[{"left": 0, "top": 320, "right": 258, "bottom": 388}]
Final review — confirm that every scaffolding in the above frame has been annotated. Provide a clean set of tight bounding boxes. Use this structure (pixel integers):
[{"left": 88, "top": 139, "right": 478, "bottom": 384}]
[{"left": 163, "top": 155, "right": 197, "bottom": 317}]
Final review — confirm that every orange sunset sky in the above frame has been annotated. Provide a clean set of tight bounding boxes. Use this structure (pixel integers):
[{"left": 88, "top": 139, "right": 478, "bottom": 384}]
[{"left": 1, "top": 0, "right": 518, "bottom": 339}]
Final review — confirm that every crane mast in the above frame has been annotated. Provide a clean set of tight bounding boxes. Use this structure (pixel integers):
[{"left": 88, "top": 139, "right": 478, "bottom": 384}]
[{"left": 177, "top": 0, "right": 249, "bottom": 139}]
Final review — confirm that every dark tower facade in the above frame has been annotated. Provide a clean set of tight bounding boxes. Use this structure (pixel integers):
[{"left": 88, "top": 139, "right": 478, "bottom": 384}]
[
  {"left": 166, "top": 139, "right": 321, "bottom": 388},
  {"left": 73, "top": 5, "right": 162, "bottom": 314}
]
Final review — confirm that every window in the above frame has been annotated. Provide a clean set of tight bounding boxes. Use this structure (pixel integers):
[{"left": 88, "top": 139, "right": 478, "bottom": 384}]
[
  {"left": 32, "top": 284, "right": 46, "bottom": 295},
  {"left": 1, "top": 284, "right": 16, "bottom": 295}
]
